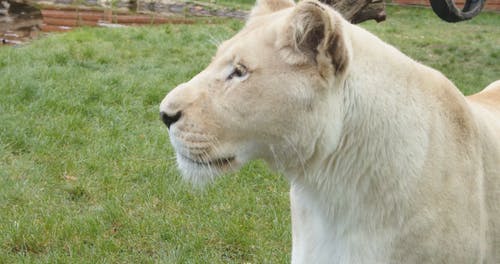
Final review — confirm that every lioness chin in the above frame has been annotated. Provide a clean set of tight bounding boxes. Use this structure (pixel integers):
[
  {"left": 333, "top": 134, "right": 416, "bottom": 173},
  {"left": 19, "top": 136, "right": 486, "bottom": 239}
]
[{"left": 159, "top": 0, "right": 500, "bottom": 263}]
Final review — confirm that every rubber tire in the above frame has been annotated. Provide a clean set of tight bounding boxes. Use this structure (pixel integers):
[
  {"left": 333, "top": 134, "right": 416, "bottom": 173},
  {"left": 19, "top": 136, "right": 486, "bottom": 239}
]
[{"left": 430, "top": 0, "right": 485, "bottom": 22}]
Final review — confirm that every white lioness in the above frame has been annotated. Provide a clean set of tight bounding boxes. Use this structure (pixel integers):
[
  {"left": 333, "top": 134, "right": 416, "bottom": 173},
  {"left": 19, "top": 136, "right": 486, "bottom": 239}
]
[{"left": 159, "top": 0, "right": 500, "bottom": 263}]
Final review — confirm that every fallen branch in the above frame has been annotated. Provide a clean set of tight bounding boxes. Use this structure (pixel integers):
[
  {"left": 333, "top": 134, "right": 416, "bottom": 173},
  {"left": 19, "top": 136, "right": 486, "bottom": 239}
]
[{"left": 319, "top": 0, "right": 386, "bottom": 23}]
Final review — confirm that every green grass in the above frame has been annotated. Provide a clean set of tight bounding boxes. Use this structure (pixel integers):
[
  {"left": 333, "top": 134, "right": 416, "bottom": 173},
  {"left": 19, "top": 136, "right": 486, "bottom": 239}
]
[
  {"left": 0, "top": 22, "right": 290, "bottom": 263},
  {"left": 194, "top": 0, "right": 256, "bottom": 10},
  {"left": 362, "top": 5, "right": 500, "bottom": 95},
  {"left": 0, "top": 5, "right": 498, "bottom": 263}
]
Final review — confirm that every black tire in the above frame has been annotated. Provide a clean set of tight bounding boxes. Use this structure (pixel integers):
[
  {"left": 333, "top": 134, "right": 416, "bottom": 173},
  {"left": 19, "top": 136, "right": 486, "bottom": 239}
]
[{"left": 430, "top": 0, "right": 485, "bottom": 22}]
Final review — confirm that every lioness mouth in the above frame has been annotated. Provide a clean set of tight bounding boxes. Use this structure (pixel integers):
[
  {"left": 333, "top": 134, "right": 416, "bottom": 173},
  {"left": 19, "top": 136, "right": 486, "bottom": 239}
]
[{"left": 181, "top": 154, "right": 235, "bottom": 167}]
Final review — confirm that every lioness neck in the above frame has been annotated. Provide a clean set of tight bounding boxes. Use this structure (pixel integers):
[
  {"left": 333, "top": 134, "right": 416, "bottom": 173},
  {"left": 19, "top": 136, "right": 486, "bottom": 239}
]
[{"left": 288, "top": 23, "right": 484, "bottom": 263}]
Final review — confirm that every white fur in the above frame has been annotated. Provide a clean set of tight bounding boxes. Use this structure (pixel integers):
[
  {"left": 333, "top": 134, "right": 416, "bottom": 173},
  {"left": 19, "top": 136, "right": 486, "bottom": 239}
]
[{"left": 160, "top": 1, "right": 500, "bottom": 262}]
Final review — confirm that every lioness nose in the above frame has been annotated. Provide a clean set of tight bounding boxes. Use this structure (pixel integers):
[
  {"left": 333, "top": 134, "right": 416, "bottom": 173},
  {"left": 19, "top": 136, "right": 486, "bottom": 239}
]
[{"left": 160, "top": 111, "right": 182, "bottom": 129}]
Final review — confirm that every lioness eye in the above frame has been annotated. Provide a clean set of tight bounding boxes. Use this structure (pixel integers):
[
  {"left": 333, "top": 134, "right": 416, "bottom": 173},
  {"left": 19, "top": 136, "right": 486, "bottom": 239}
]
[{"left": 227, "top": 64, "right": 247, "bottom": 80}]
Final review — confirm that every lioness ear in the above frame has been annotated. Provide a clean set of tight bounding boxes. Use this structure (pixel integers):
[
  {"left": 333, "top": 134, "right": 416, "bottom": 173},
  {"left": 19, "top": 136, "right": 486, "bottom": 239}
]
[
  {"left": 250, "top": 0, "right": 295, "bottom": 17},
  {"left": 278, "top": 0, "right": 350, "bottom": 76}
]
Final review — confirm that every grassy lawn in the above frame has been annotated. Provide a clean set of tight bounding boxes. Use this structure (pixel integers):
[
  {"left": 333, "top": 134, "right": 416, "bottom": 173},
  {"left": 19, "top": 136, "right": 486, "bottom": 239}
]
[
  {"left": 0, "top": 5, "right": 498, "bottom": 263},
  {"left": 195, "top": 0, "right": 256, "bottom": 9}
]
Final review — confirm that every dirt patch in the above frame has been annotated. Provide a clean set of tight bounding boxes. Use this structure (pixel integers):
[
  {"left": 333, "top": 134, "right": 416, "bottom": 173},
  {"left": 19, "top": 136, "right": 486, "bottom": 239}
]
[{"left": 1, "top": 1, "right": 42, "bottom": 45}]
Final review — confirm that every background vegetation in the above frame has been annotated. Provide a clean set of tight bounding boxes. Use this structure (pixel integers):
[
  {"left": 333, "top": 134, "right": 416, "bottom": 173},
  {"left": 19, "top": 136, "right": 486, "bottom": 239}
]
[
  {"left": 199, "top": 0, "right": 256, "bottom": 9},
  {"left": 0, "top": 4, "right": 498, "bottom": 263}
]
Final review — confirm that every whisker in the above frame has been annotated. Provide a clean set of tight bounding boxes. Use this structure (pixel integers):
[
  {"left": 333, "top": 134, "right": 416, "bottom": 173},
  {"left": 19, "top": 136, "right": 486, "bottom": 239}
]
[
  {"left": 206, "top": 34, "right": 223, "bottom": 48},
  {"left": 284, "top": 136, "right": 308, "bottom": 178},
  {"left": 270, "top": 144, "right": 285, "bottom": 173}
]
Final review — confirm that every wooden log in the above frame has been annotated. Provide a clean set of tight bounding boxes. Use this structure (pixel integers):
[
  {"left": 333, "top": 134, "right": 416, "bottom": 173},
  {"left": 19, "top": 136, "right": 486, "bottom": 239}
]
[
  {"left": 41, "top": 7, "right": 197, "bottom": 29},
  {"left": 114, "top": 15, "right": 194, "bottom": 24},
  {"left": 40, "top": 24, "right": 72, "bottom": 32},
  {"left": 41, "top": 9, "right": 79, "bottom": 19},
  {"left": 78, "top": 11, "right": 107, "bottom": 22},
  {"left": 351, "top": 1, "right": 386, "bottom": 23},
  {"left": 42, "top": 9, "right": 107, "bottom": 22},
  {"left": 43, "top": 17, "right": 98, "bottom": 26},
  {"left": 319, "top": 0, "right": 386, "bottom": 23}
]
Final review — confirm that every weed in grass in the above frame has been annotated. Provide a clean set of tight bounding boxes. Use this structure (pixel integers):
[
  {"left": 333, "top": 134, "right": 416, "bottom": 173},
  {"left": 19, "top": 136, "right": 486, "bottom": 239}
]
[{"left": 64, "top": 185, "right": 90, "bottom": 201}]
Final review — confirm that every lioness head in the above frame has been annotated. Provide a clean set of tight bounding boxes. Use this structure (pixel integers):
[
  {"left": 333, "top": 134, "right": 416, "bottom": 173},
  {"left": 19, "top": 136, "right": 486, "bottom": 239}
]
[{"left": 160, "top": 0, "right": 352, "bottom": 185}]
